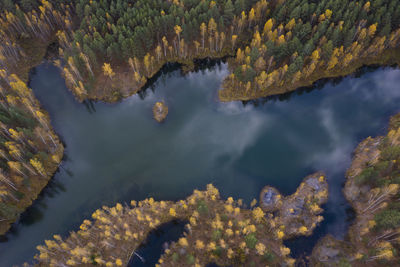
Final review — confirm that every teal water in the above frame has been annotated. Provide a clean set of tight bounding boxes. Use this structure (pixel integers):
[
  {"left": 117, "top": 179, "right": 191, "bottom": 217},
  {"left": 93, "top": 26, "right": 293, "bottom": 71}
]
[{"left": 1, "top": 62, "right": 400, "bottom": 265}]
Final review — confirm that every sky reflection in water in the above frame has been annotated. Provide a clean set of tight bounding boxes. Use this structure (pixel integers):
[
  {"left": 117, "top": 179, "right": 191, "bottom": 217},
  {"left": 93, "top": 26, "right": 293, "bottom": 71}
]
[{"left": 0, "top": 63, "right": 400, "bottom": 265}]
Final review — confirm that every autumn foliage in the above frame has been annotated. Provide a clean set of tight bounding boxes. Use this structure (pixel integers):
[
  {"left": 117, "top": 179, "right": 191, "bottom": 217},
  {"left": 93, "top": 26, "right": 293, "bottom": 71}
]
[
  {"left": 311, "top": 114, "right": 400, "bottom": 266},
  {"left": 43, "top": 0, "right": 400, "bottom": 103},
  {"left": 34, "top": 179, "right": 328, "bottom": 266},
  {"left": 220, "top": 0, "right": 400, "bottom": 101},
  {"left": 0, "top": 0, "right": 66, "bottom": 234}
]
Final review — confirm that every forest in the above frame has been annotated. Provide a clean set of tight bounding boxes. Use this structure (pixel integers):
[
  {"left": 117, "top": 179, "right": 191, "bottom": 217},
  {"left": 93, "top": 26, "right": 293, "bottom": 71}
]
[
  {"left": 33, "top": 178, "right": 329, "bottom": 266},
  {"left": 58, "top": 0, "right": 266, "bottom": 101},
  {"left": 310, "top": 114, "right": 400, "bottom": 266},
  {"left": 35, "top": 0, "right": 400, "bottom": 101},
  {"left": 0, "top": 0, "right": 68, "bottom": 233},
  {"left": 0, "top": 0, "right": 400, "bottom": 266},
  {"left": 2, "top": 0, "right": 399, "bottom": 102},
  {"left": 221, "top": 0, "right": 400, "bottom": 100}
]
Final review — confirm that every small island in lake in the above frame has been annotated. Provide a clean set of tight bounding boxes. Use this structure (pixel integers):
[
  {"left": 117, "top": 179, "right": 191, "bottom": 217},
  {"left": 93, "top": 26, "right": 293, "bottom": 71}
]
[
  {"left": 1, "top": 0, "right": 400, "bottom": 266},
  {"left": 153, "top": 101, "right": 169, "bottom": 123}
]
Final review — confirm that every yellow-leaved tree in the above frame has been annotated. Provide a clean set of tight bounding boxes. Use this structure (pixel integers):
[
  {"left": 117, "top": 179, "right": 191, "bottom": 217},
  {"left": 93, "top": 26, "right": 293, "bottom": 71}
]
[{"left": 102, "top": 63, "right": 115, "bottom": 79}]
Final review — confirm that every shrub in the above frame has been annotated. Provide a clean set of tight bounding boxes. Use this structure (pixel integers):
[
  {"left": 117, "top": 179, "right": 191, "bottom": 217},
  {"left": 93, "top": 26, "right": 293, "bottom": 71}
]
[
  {"left": 356, "top": 167, "right": 379, "bottom": 185},
  {"left": 381, "top": 146, "right": 400, "bottom": 161},
  {"left": 0, "top": 203, "right": 19, "bottom": 220},
  {"left": 171, "top": 252, "right": 179, "bottom": 262},
  {"left": 375, "top": 209, "right": 400, "bottom": 230},
  {"left": 197, "top": 200, "right": 208, "bottom": 214},
  {"left": 338, "top": 258, "right": 352, "bottom": 267},
  {"left": 263, "top": 251, "right": 275, "bottom": 262},
  {"left": 245, "top": 233, "right": 258, "bottom": 249},
  {"left": 212, "top": 230, "right": 222, "bottom": 241},
  {"left": 186, "top": 254, "right": 195, "bottom": 265},
  {"left": 212, "top": 246, "right": 222, "bottom": 257}
]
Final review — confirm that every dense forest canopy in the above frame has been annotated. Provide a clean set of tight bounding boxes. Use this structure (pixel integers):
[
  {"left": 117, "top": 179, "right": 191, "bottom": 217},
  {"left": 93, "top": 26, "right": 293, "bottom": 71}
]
[
  {"left": 56, "top": 0, "right": 400, "bottom": 101},
  {"left": 2, "top": 0, "right": 400, "bottom": 101},
  {"left": 222, "top": 0, "right": 400, "bottom": 99},
  {"left": 0, "top": 0, "right": 65, "bottom": 233},
  {"left": 1, "top": 0, "right": 400, "bottom": 265},
  {"left": 71, "top": 0, "right": 259, "bottom": 59},
  {"left": 55, "top": 0, "right": 269, "bottom": 100}
]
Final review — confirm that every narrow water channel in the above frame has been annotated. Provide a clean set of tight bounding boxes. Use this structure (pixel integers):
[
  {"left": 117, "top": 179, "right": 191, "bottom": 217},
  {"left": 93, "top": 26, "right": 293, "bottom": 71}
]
[
  {"left": 0, "top": 62, "right": 400, "bottom": 266},
  {"left": 128, "top": 220, "right": 187, "bottom": 267}
]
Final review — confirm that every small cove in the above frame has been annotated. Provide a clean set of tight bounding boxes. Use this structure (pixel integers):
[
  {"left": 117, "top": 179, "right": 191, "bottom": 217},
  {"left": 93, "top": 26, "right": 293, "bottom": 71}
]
[{"left": 0, "top": 62, "right": 400, "bottom": 265}]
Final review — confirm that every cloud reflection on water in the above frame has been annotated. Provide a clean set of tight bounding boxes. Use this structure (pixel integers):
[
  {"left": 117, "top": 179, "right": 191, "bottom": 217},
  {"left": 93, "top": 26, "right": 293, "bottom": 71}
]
[{"left": 2, "top": 63, "right": 400, "bottom": 266}]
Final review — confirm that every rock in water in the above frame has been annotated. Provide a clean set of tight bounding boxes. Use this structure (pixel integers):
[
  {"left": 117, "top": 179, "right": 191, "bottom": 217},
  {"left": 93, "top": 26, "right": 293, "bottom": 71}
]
[{"left": 153, "top": 101, "right": 168, "bottom": 122}]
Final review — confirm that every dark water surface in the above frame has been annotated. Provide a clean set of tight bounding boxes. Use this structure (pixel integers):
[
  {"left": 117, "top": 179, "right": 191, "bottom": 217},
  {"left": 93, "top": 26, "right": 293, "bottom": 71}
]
[
  {"left": 1, "top": 62, "right": 400, "bottom": 266},
  {"left": 128, "top": 220, "right": 187, "bottom": 267}
]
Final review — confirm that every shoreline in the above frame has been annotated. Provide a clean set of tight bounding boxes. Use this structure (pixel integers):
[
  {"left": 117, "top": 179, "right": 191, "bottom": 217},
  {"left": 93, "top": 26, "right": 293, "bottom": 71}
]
[
  {"left": 219, "top": 48, "right": 400, "bottom": 102},
  {"left": 2, "top": 38, "right": 400, "bottom": 265},
  {"left": 310, "top": 113, "right": 400, "bottom": 265},
  {"left": 63, "top": 52, "right": 234, "bottom": 104},
  {"left": 34, "top": 177, "right": 328, "bottom": 266},
  {"left": 0, "top": 36, "right": 65, "bottom": 235},
  {"left": 63, "top": 46, "right": 400, "bottom": 107}
]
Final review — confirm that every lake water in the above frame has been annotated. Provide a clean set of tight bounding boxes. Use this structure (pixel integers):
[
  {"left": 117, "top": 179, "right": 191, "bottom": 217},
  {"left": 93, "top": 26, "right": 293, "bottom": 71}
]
[{"left": 0, "top": 62, "right": 400, "bottom": 266}]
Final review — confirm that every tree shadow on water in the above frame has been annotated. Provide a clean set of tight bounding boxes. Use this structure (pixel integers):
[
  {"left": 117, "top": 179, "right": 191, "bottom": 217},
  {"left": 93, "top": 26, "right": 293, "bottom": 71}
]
[
  {"left": 136, "top": 58, "right": 228, "bottom": 100},
  {"left": 83, "top": 100, "right": 96, "bottom": 113},
  {"left": 0, "top": 161, "right": 70, "bottom": 239},
  {"left": 243, "top": 65, "right": 397, "bottom": 107}
]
